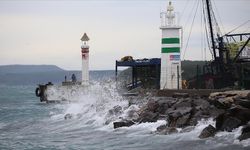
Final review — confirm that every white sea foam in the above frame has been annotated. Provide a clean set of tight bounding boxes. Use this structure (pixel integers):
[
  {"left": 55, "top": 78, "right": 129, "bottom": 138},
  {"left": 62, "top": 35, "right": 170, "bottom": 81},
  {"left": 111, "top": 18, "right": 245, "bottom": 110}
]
[
  {"left": 50, "top": 80, "right": 128, "bottom": 127},
  {"left": 48, "top": 80, "right": 250, "bottom": 148}
]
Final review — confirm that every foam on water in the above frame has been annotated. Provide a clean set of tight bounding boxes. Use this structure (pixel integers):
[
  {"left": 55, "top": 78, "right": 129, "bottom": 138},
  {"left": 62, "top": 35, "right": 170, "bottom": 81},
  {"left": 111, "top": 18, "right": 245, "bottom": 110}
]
[
  {"left": 50, "top": 80, "right": 128, "bottom": 127},
  {"left": 46, "top": 81, "right": 250, "bottom": 149}
]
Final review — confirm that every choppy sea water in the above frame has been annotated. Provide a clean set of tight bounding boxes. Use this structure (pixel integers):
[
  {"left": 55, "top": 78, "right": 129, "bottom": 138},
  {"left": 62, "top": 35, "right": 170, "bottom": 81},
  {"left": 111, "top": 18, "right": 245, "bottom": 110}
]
[{"left": 0, "top": 82, "right": 250, "bottom": 150}]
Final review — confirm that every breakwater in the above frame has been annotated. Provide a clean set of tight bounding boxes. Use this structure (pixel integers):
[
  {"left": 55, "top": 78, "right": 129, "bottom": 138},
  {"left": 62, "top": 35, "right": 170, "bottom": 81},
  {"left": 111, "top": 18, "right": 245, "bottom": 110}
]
[{"left": 113, "top": 90, "right": 250, "bottom": 141}]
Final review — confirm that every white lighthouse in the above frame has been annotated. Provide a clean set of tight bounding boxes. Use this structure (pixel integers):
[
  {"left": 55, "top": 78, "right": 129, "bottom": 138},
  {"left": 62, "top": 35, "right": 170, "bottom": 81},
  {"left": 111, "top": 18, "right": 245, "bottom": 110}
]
[
  {"left": 160, "top": 1, "right": 182, "bottom": 89},
  {"left": 81, "top": 33, "right": 90, "bottom": 86}
]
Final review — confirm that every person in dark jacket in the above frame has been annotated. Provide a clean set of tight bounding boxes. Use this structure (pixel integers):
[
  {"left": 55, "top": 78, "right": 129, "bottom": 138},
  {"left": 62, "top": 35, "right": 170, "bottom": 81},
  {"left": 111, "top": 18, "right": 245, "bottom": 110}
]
[{"left": 71, "top": 74, "right": 77, "bottom": 82}]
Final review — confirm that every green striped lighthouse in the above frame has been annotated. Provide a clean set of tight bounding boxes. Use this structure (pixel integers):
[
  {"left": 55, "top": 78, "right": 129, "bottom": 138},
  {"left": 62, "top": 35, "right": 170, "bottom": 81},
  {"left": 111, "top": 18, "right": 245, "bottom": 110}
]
[{"left": 160, "top": 1, "right": 182, "bottom": 89}]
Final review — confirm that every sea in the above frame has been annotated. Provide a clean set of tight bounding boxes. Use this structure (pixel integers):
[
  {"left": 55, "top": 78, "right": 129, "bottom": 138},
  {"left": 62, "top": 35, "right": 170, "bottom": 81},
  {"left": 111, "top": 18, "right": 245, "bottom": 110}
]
[{"left": 0, "top": 72, "right": 250, "bottom": 150}]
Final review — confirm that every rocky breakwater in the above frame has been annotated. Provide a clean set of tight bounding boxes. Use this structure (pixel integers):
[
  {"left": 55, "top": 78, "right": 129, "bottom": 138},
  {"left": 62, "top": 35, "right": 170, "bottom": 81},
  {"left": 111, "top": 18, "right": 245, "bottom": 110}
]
[{"left": 113, "top": 90, "right": 250, "bottom": 141}]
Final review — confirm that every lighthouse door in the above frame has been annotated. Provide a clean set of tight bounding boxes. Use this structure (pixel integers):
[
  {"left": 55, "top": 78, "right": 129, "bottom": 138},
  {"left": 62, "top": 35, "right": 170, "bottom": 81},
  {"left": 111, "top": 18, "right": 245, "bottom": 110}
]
[{"left": 170, "top": 63, "right": 178, "bottom": 89}]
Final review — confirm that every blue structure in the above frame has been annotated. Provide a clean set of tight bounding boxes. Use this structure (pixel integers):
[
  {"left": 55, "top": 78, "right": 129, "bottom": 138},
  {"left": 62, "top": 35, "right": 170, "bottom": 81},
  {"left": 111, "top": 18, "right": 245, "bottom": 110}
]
[{"left": 115, "top": 58, "right": 161, "bottom": 89}]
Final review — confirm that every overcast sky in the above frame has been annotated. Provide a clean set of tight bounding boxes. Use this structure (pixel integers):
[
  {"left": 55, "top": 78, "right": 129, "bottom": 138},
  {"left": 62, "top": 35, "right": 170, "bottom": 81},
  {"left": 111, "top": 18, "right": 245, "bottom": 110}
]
[{"left": 0, "top": 0, "right": 249, "bottom": 70}]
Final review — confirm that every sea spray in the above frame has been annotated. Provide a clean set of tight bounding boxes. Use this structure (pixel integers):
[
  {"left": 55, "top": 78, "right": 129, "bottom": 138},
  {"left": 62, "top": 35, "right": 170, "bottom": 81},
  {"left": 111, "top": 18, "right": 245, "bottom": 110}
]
[
  {"left": 1, "top": 84, "right": 250, "bottom": 149},
  {"left": 49, "top": 80, "right": 128, "bottom": 127},
  {"left": 46, "top": 80, "right": 250, "bottom": 149}
]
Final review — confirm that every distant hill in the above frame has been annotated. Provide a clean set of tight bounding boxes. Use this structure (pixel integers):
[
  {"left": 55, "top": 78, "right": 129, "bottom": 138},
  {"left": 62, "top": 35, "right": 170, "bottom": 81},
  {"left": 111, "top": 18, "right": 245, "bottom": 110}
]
[
  {"left": 0, "top": 65, "right": 64, "bottom": 74},
  {"left": 0, "top": 65, "right": 115, "bottom": 85}
]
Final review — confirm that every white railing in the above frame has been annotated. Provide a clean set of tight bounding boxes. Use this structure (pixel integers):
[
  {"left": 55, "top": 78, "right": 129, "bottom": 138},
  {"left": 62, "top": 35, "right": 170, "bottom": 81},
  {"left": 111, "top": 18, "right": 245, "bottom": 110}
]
[{"left": 160, "top": 11, "right": 179, "bottom": 27}]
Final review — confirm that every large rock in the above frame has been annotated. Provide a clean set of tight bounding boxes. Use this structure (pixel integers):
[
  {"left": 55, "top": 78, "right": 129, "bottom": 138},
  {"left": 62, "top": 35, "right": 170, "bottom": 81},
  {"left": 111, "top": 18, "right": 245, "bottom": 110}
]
[
  {"left": 209, "top": 90, "right": 250, "bottom": 109},
  {"left": 238, "top": 124, "right": 250, "bottom": 141},
  {"left": 193, "top": 98, "right": 210, "bottom": 110},
  {"left": 199, "top": 124, "right": 216, "bottom": 139},
  {"left": 147, "top": 100, "right": 159, "bottom": 112},
  {"left": 138, "top": 111, "right": 159, "bottom": 123},
  {"left": 228, "top": 106, "right": 250, "bottom": 124},
  {"left": 168, "top": 112, "right": 191, "bottom": 128},
  {"left": 209, "top": 91, "right": 250, "bottom": 101},
  {"left": 113, "top": 120, "right": 135, "bottom": 129},
  {"left": 207, "top": 106, "right": 225, "bottom": 118},
  {"left": 175, "top": 114, "right": 191, "bottom": 128},
  {"left": 156, "top": 124, "right": 168, "bottom": 132},
  {"left": 167, "top": 107, "right": 193, "bottom": 128},
  {"left": 172, "top": 99, "right": 192, "bottom": 109},
  {"left": 156, "top": 99, "right": 171, "bottom": 114},
  {"left": 156, "top": 125, "right": 178, "bottom": 135},
  {"left": 216, "top": 116, "right": 242, "bottom": 132},
  {"left": 167, "top": 107, "right": 193, "bottom": 117},
  {"left": 216, "top": 105, "right": 250, "bottom": 131},
  {"left": 234, "top": 98, "right": 250, "bottom": 109}
]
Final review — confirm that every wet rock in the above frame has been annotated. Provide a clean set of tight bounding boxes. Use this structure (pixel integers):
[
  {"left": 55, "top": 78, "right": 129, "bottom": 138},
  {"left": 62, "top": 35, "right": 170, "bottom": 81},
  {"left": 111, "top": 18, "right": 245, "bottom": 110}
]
[
  {"left": 147, "top": 100, "right": 159, "bottom": 112},
  {"left": 167, "top": 107, "right": 193, "bottom": 117},
  {"left": 228, "top": 106, "right": 250, "bottom": 124},
  {"left": 238, "top": 124, "right": 250, "bottom": 141},
  {"left": 199, "top": 124, "right": 216, "bottom": 139},
  {"left": 163, "top": 127, "right": 178, "bottom": 135},
  {"left": 207, "top": 106, "right": 225, "bottom": 118},
  {"left": 215, "top": 105, "right": 250, "bottom": 132},
  {"left": 214, "top": 97, "right": 234, "bottom": 109},
  {"left": 221, "top": 117, "right": 241, "bottom": 132},
  {"left": 193, "top": 98, "right": 210, "bottom": 110},
  {"left": 156, "top": 99, "right": 170, "bottom": 114},
  {"left": 180, "top": 126, "right": 195, "bottom": 133},
  {"left": 172, "top": 99, "right": 192, "bottom": 109},
  {"left": 167, "top": 107, "right": 193, "bottom": 128},
  {"left": 234, "top": 98, "right": 250, "bottom": 109},
  {"left": 238, "top": 132, "right": 250, "bottom": 141},
  {"left": 175, "top": 114, "right": 191, "bottom": 128},
  {"left": 156, "top": 124, "right": 167, "bottom": 132},
  {"left": 138, "top": 111, "right": 159, "bottom": 123},
  {"left": 64, "top": 113, "right": 73, "bottom": 120},
  {"left": 113, "top": 120, "right": 135, "bottom": 129},
  {"left": 168, "top": 114, "right": 190, "bottom": 128},
  {"left": 216, "top": 114, "right": 242, "bottom": 132},
  {"left": 156, "top": 125, "right": 178, "bottom": 135},
  {"left": 188, "top": 118, "right": 199, "bottom": 127}
]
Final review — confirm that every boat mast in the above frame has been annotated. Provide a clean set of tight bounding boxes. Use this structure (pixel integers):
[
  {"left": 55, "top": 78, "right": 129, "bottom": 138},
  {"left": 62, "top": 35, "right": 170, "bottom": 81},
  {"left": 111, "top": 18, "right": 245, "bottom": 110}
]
[{"left": 205, "top": 0, "right": 217, "bottom": 61}]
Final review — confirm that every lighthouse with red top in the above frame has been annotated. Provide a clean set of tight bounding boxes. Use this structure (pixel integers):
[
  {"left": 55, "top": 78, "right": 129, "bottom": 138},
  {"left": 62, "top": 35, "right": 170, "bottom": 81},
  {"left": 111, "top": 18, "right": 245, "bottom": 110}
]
[{"left": 80, "top": 33, "right": 90, "bottom": 86}]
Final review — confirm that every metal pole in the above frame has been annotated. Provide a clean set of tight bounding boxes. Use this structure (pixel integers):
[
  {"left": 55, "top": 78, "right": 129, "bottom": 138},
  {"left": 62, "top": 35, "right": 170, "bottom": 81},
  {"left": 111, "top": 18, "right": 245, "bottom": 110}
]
[
  {"left": 196, "top": 65, "right": 199, "bottom": 89},
  {"left": 233, "top": 37, "right": 250, "bottom": 62},
  {"left": 115, "top": 61, "right": 118, "bottom": 81},
  {"left": 205, "top": 0, "right": 217, "bottom": 60},
  {"left": 177, "top": 65, "right": 180, "bottom": 90}
]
